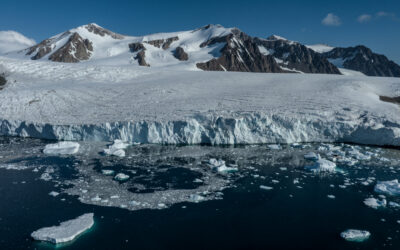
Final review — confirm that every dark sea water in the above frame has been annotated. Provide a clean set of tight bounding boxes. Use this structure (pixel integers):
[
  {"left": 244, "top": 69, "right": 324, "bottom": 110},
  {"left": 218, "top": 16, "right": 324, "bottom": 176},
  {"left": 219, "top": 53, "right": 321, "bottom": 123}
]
[{"left": 0, "top": 137, "right": 400, "bottom": 249}]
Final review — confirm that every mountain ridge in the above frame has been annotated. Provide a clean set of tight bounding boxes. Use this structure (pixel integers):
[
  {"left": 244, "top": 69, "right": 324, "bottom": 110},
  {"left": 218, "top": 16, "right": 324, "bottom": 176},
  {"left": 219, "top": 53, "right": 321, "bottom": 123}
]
[{"left": 3, "top": 23, "right": 400, "bottom": 77}]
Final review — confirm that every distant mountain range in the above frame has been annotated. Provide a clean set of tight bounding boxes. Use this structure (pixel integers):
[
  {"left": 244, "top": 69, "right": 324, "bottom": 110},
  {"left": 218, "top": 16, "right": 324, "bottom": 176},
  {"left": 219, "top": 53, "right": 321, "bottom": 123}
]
[{"left": 3, "top": 23, "right": 400, "bottom": 77}]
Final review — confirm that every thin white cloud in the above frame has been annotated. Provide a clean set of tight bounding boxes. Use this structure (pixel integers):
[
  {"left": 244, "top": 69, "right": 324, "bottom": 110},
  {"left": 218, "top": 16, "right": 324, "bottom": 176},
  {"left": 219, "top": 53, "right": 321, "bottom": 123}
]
[
  {"left": 0, "top": 31, "right": 36, "bottom": 54},
  {"left": 376, "top": 11, "right": 394, "bottom": 17},
  {"left": 357, "top": 14, "right": 372, "bottom": 23},
  {"left": 322, "top": 13, "right": 341, "bottom": 26}
]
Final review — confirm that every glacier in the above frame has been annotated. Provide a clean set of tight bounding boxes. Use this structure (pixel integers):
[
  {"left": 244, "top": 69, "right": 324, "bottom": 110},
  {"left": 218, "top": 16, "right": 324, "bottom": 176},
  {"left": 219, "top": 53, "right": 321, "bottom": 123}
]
[{"left": 1, "top": 57, "right": 400, "bottom": 146}]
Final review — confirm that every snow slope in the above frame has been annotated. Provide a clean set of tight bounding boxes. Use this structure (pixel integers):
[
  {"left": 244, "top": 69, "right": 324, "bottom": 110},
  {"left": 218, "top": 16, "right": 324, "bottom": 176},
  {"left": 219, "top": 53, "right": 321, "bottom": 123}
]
[
  {"left": 306, "top": 44, "right": 334, "bottom": 53},
  {"left": 0, "top": 31, "right": 36, "bottom": 54},
  {"left": 8, "top": 23, "right": 234, "bottom": 70},
  {"left": 1, "top": 56, "right": 400, "bottom": 145}
]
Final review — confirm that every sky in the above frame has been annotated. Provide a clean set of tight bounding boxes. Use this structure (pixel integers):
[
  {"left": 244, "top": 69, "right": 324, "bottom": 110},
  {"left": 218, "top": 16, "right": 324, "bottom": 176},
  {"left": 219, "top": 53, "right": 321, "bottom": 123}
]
[{"left": 1, "top": 0, "right": 399, "bottom": 63}]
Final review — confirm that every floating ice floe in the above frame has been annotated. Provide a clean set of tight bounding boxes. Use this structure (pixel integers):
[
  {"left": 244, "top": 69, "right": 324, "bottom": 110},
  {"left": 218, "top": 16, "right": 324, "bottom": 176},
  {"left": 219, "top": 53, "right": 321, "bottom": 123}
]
[
  {"left": 0, "top": 164, "right": 29, "bottom": 170},
  {"left": 49, "top": 191, "right": 60, "bottom": 197},
  {"left": 103, "top": 140, "right": 130, "bottom": 157},
  {"left": 208, "top": 158, "right": 238, "bottom": 173},
  {"left": 31, "top": 213, "right": 94, "bottom": 244},
  {"left": 389, "top": 201, "right": 400, "bottom": 208},
  {"left": 304, "top": 158, "right": 336, "bottom": 173},
  {"left": 268, "top": 144, "right": 281, "bottom": 150},
  {"left": 304, "top": 152, "right": 319, "bottom": 161},
  {"left": 260, "top": 185, "right": 273, "bottom": 190},
  {"left": 101, "top": 169, "right": 115, "bottom": 175},
  {"left": 43, "top": 142, "right": 80, "bottom": 155},
  {"left": 363, "top": 197, "right": 387, "bottom": 209},
  {"left": 374, "top": 179, "right": 400, "bottom": 196},
  {"left": 189, "top": 194, "right": 205, "bottom": 203},
  {"left": 114, "top": 173, "right": 130, "bottom": 181},
  {"left": 327, "top": 195, "right": 335, "bottom": 199},
  {"left": 340, "top": 229, "right": 370, "bottom": 242}
]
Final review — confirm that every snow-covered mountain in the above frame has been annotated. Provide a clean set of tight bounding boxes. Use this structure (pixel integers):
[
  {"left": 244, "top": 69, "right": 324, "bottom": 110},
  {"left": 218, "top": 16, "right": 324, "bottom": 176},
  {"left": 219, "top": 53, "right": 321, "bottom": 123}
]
[
  {"left": 4, "top": 23, "right": 400, "bottom": 77},
  {"left": 322, "top": 46, "right": 400, "bottom": 77}
]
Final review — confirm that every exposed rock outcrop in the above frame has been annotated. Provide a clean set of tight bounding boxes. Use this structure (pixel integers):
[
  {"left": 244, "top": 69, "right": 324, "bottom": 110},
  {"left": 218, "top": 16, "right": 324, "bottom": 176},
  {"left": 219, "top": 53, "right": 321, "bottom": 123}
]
[
  {"left": 85, "top": 23, "right": 124, "bottom": 39},
  {"left": 197, "top": 29, "right": 283, "bottom": 73},
  {"left": 173, "top": 47, "right": 188, "bottom": 61},
  {"left": 323, "top": 46, "right": 400, "bottom": 77},
  {"left": 49, "top": 33, "right": 93, "bottom": 63},
  {"left": 255, "top": 36, "right": 341, "bottom": 74},
  {"left": 129, "top": 42, "right": 149, "bottom": 66},
  {"left": 0, "top": 73, "right": 6, "bottom": 89},
  {"left": 145, "top": 36, "right": 179, "bottom": 50}
]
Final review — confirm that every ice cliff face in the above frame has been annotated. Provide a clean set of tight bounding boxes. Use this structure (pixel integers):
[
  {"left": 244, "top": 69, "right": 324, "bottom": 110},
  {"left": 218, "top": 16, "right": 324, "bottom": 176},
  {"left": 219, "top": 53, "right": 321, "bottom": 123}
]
[
  {"left": 1, "top": 111, "right": 400, "bottom": 145},
  {"left": 1, "top": 57, "right": 399, "bottom": 146}
]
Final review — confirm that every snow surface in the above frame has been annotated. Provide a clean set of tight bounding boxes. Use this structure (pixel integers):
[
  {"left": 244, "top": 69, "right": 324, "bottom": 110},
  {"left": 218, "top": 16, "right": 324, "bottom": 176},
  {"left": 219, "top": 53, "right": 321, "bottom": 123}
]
[
  {"left": 1, "top": 56, "right": 400, "bottom": 145},
  {"left": 306, "top": 44, "right": 334, "bottom": 53},
  {"left": 340, "top": 229, "right": 370, "bottom": 242},
  {"left": 31, "top": 213, "right": 94, "bottom": 244},
  {"left": 0, "top": 31, "right": 36, "bottom": 54},
  {"left": 43, "top": 142, "right": 80, "bottom": 155}
]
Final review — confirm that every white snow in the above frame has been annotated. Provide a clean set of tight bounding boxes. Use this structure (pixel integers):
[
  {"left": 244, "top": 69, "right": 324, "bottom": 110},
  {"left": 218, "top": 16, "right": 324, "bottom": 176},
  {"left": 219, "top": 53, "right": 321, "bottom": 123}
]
[
  {"left": 43, "top": 142, "right": 80, "bottom": 155},
  {"left": 340, "top": 229, "right": 370, "bottom": 242},
  {"left": 305, "top": 158, "right": 336, "bottom": 173},
  {"left": 31, "top": 213, "right": 94, "bottom": 244},
  {"left": 0, "top": 55, "right": 400, "bottom": 146},
  {"left": 364, "top": 197, "right": 387, "bottom": 209},
  {"left": 306, "top": 44, "right": 334, "bottom": 53},
  {"left": 0, "top": 31, "right": 36, "bottom": 54},
  {"left": 374, "top": 180, "right": 400, "bottom": 196}
]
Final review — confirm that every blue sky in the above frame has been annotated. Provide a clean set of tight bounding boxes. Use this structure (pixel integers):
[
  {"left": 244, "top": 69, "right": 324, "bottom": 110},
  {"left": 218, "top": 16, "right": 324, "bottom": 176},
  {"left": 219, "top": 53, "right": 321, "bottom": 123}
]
[{"left": 1, "top": 0, "right": 400, "bottom": 63}]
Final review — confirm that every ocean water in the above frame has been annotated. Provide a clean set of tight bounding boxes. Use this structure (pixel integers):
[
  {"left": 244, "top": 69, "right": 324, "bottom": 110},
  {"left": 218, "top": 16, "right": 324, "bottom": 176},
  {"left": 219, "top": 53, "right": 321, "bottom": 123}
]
[{"left": 0, "top": 137, "right": 400, "bottom": 249}]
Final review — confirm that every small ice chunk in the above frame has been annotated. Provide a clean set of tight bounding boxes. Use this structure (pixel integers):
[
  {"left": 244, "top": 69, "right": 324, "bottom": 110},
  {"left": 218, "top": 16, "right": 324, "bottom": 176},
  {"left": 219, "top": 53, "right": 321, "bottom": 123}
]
[
  {"left": 208, "top": 158, "right": 238, "bottom": 173},
  {"left": 43, "top": 142, "right": 80, "bottom": 155},
  {"left": 304, "top": 152, "right": 319, "bottom": 161},
  {"left": 101, "top": 170, "right": 115, "bottom": 175},
  {"left": 114, "top": 173, "right": 130, "bottom": 181},
  {"left": 271, "top": 180, "right": 280, "bottom": 184},
  {"left": 340, "top": 229, "right": 370, "bottom": 242},
  {"left": 389, "top": 201, "right": 400, "bottom": 208},
  {"left": 104, "top": 140, "right": 130, "bottom": 157},
  {"left": 31, "top": 213, "right": 94, "bottom": 244},
  {"left": 305, "top": 158, "right": 336, "bottom": 173},
  {"left": 260, "top": 185, "right": 273, "bottom": 190},
  {"left": 364, "top": 197, "right": 386, "bottom": 209},
  {"left": 189, "top": 194, "right": 205, "bottom": 203},
  {"left": 268, "top": 144, "right": 281, "bottom": 150},
  {"left": 327, "top": 195, "right": 335, "bottom": 199},
  {"left": 49, "top": 191, "right": 59, "bottom": 197},
  {"left": 374, "top": 179, "right": 400, "bottom": 196}
]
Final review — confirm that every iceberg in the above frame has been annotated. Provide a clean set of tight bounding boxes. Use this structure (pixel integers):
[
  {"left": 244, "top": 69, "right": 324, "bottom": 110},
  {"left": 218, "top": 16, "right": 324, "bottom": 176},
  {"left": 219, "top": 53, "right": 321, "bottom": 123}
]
[
  {"left": 304, "top": 152, "right": 319, "bottom": 161},
  {"left": 374, "top": 179, "right": 400, "bottom": 196},
  {"left": 340, "top": 229, "right": 370, "bottom": 242},
  {"left": 103, "top": 140, "right": 130, "bottom": 157},
  {"left": 43, "top": 142, "right": 80, "bottom": 155},
  {"left": 363, "top": 197, "right": 387, "bottom": 209},
  {"left": 304, "top": 158, "right": 336, "bottom": 173},
  {"left": 31, "top": 213, "right": 94, "bottom": 244},
  {"left": 208, "top": 158, "right": 238, "bottom": 173},
  {"left": 114, "top": 173, "right": 130, "bottom": 181}
]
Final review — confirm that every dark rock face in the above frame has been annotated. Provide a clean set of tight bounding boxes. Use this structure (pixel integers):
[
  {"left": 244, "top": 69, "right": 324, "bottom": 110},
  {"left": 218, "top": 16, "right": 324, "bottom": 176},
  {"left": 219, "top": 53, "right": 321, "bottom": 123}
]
[
  {"left": 26, "top": 38, "right": 55, "bottom": 60},
  {"left": 145, "top": 37, "right": 179, "bottom": 50},
  {"left": 26, "top": 32, "right": 93, "bottom": 63},
  {"left": 197, "top": 29, "right": 283, "bottom": 73},
  {"left": 49, "top": 33, "right": 93, "bottom": 63},
  {"left": 85, "top": 23, "right": 124, "bottom": 39},
  {"left": 128, "top": 42, "right": 149, "bottom": 66},
  {"left": 323, "top": 46, "right": 400, "bottom": 77},
  {"left": 173, "top": 47, "right": 188, "bottom": 61},
  {"left": 0, "top": 73, "right": 6, "bottom": 89},
  {"left": 255, "top": 37, "right": 341, "bottom": 74}
]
